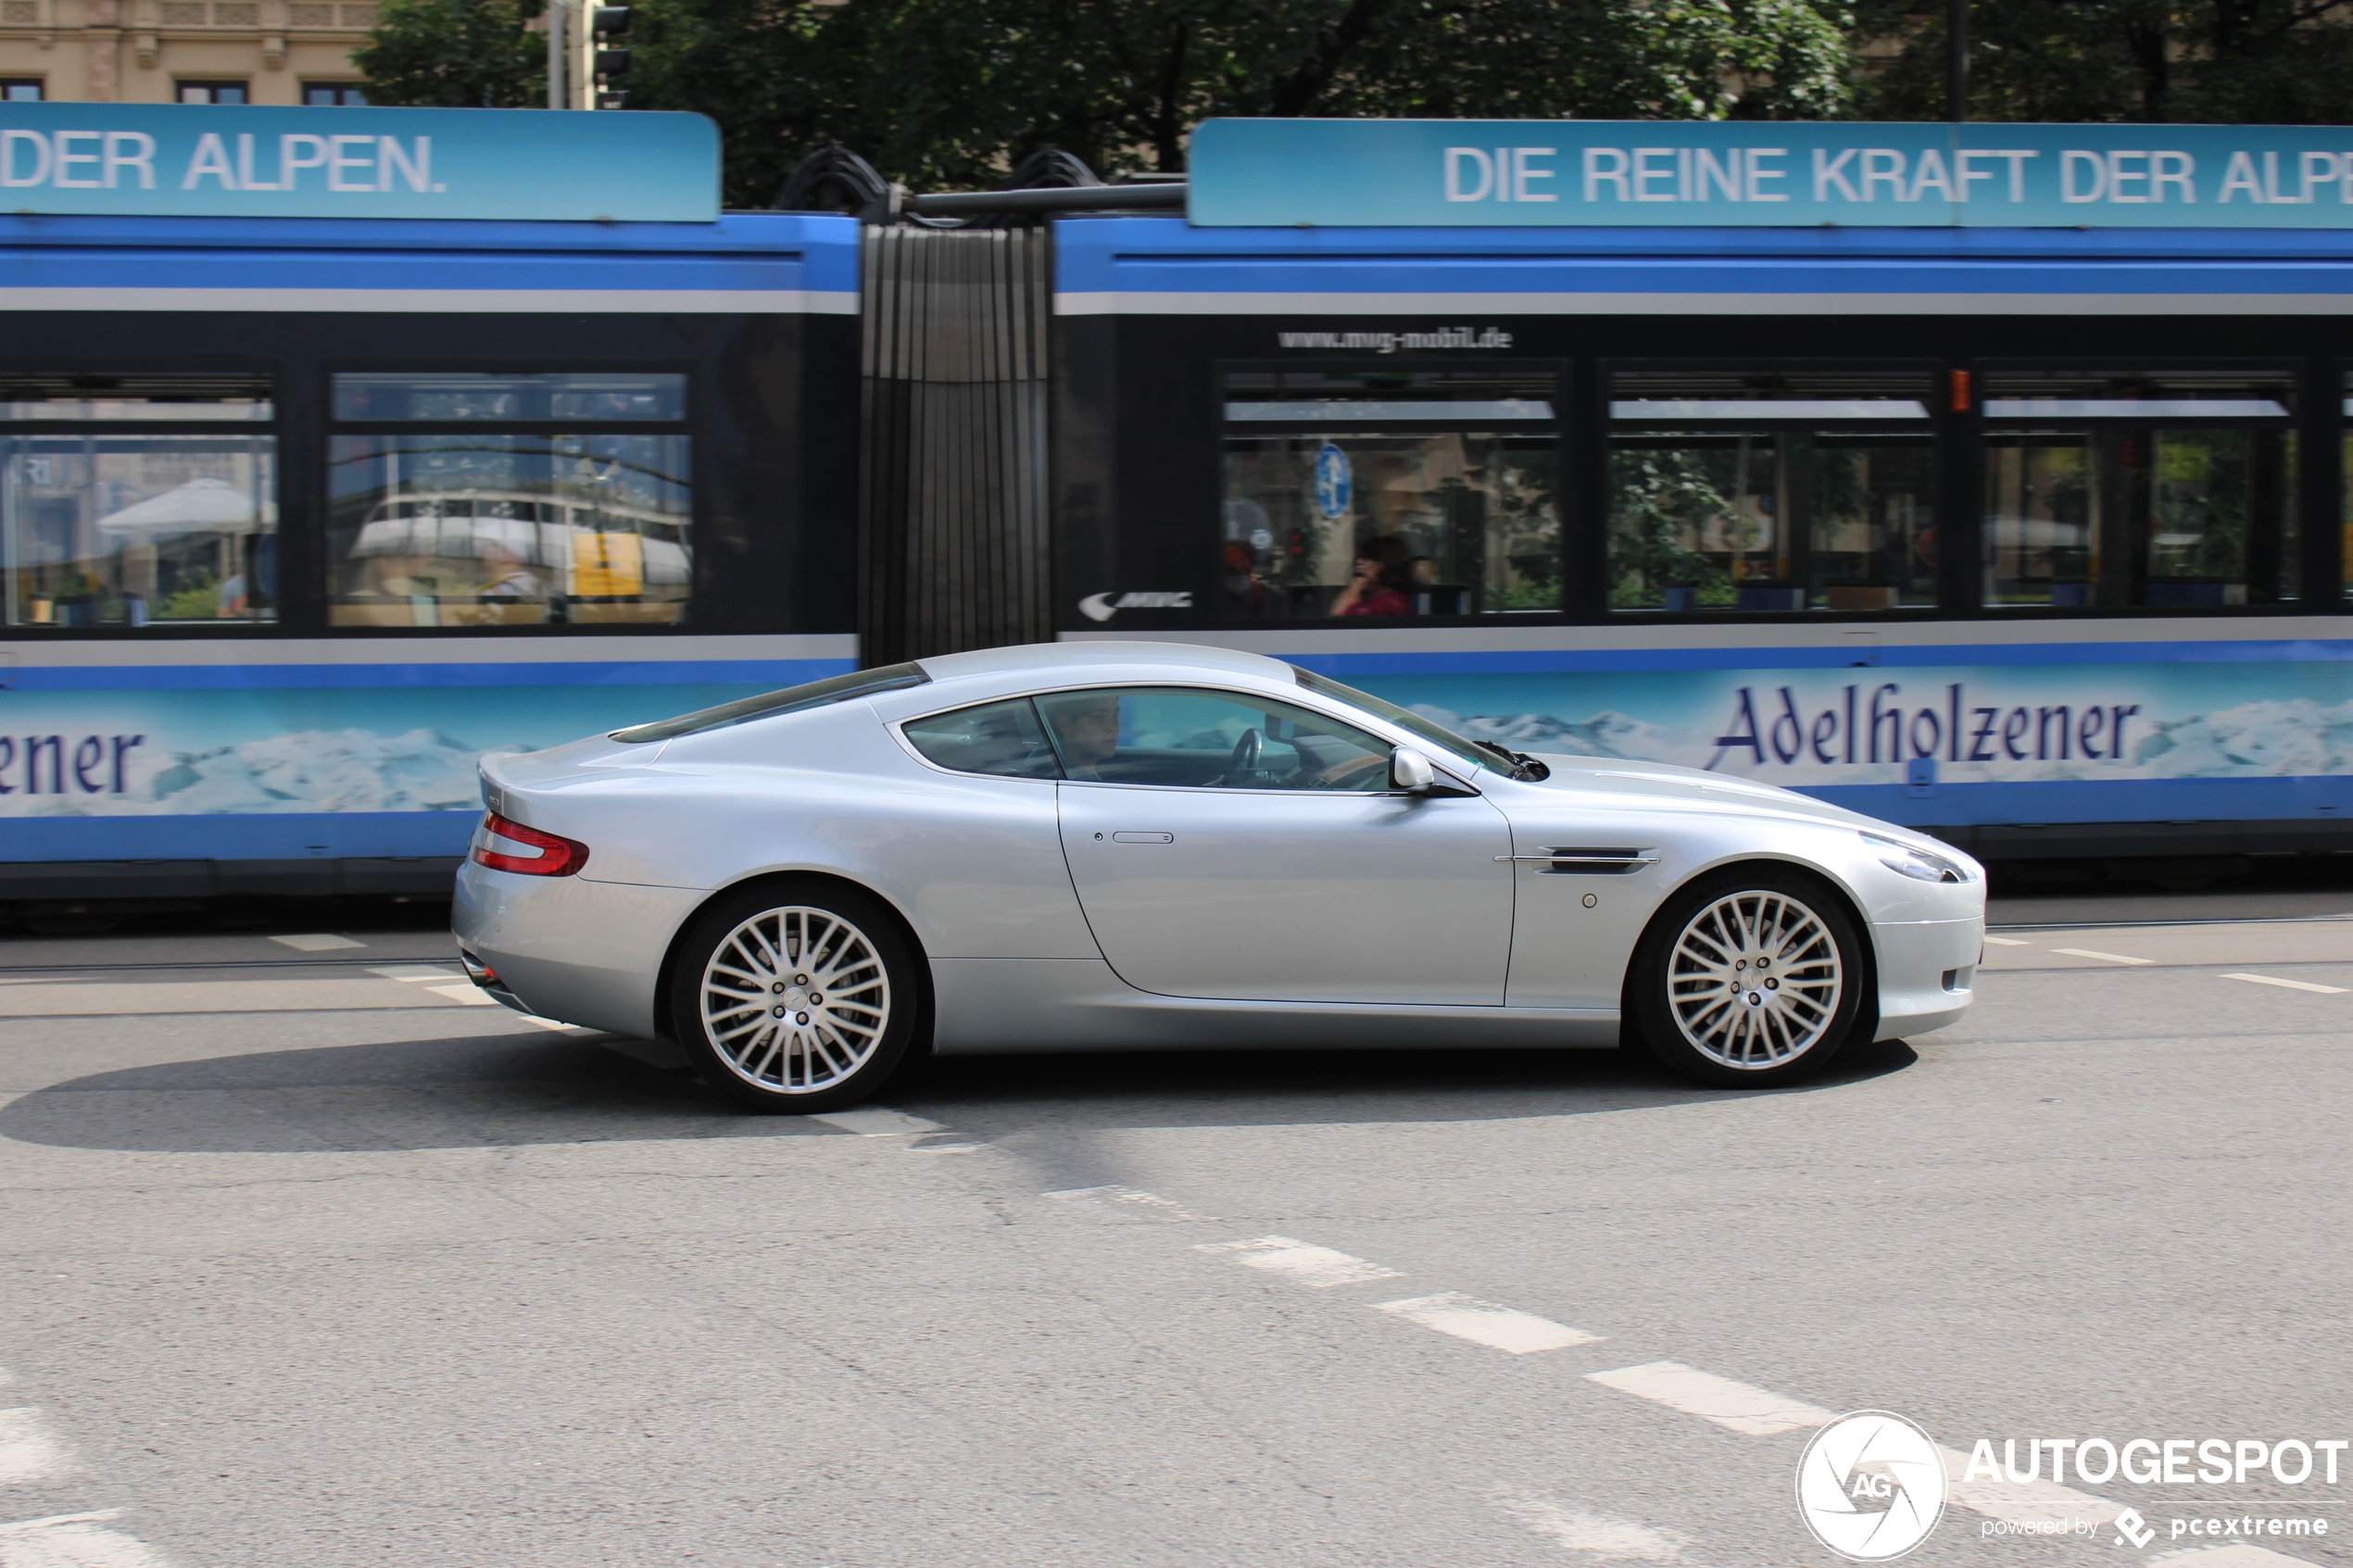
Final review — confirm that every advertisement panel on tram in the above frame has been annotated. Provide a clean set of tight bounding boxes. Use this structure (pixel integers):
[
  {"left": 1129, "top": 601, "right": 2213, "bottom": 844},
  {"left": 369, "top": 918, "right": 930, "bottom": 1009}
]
[
  {"left": 0, "top": 103, "right": 860, "bottom": 897},
  {"left": 1052, "top": 127, "right": 2353, "bottom": 859}
]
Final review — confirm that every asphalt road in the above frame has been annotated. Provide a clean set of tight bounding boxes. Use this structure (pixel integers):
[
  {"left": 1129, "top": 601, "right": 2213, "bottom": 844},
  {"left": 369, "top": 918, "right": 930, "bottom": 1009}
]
[{"left": 2, "top": 897, "right": 2350, "bottom": 1568}]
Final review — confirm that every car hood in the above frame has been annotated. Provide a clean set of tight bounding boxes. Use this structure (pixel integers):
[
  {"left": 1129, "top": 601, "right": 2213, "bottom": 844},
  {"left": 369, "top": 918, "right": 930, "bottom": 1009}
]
[{"left": 1516, "top": 753, "right": 1889, "bottom": 832}]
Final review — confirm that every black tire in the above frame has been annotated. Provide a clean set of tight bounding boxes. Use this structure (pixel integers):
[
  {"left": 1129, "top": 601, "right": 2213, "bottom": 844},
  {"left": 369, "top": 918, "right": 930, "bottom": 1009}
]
[
  {"left": 1627, "top": 865, "right": 1872, "bottom": 1089},
  {"left": 668, "top": 880, "right": 921, "bottom": 1113}
]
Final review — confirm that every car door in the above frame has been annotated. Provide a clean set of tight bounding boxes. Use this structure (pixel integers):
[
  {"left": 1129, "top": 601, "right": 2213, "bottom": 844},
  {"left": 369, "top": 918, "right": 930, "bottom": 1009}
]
[{"left": 1041, "top": 685, "right": 1514, "bottom": 1005}]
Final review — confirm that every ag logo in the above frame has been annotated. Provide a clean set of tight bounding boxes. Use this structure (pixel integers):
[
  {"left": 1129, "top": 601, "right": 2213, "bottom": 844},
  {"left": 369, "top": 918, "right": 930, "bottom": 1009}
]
[{"left": 1794, "top": 1411, "right": 1947, "bottom": 1562}]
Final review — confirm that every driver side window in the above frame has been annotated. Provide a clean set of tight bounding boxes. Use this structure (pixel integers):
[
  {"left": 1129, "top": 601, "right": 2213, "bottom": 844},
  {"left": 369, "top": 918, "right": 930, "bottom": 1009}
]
[{"left": 1036, "top": 686, "right": 1395, "bottom": 791}]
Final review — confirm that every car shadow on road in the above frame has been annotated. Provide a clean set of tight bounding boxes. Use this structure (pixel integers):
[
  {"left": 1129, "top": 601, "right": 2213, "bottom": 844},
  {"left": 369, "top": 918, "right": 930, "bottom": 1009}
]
[
  {"left": 0, "top": 1030, "right": 1921, "bottom": 1156},
  {"left": 888, "top": 1036, "right": 1922, "bottom": 1135},
  {"left": 0, "top": 1031, "right": 790, "bottom": 1155}
]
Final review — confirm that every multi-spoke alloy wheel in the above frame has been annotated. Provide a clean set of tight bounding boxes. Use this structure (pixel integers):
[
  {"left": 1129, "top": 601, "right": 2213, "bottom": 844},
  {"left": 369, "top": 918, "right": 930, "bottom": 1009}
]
[
  {"left": 1630, "top": 870, "right": 1867, "bottom": 1087},
  {"left": 671, "top": 885, "right": 916, "bottom": 1112},
  {"left": 1667, "top": 891, "right": 1842, "bottom": 1069},
  {"left": 702, "top": 907, "right": 890, "bottom": 1092}
]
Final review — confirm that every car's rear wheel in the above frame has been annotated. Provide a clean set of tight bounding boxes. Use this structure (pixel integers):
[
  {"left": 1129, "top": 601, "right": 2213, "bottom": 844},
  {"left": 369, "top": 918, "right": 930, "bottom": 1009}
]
[
  {"left": 1629, "top": 868, "right": 1869, "bottom": 1088},
  {"left": 669, "top": 883, "right": 918, "bottom": 1113}
]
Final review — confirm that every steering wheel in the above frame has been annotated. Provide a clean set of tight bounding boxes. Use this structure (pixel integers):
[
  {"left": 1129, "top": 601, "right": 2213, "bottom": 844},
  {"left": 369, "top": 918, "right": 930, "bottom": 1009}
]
[{"left": 1227, "top": 727, "right": 1267, "bottom": 785}]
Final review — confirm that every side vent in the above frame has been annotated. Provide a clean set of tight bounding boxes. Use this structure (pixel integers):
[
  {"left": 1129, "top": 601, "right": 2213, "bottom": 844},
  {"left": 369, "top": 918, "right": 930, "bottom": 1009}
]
[{"left": 1501, "top": 847, "right": 1660, "bottom": 875}]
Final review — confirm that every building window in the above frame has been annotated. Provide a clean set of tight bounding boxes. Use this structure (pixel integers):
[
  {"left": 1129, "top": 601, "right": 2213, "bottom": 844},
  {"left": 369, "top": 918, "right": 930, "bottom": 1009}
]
[
  {"left": 327, "top": 372, "right": 692, "bottom": 629},
  {"left": 303, "top": 82, "right": 368, "bottom": 105},
  {"left": 0, "top": 374, "right": 278, "bottom": 630},
  {"left": 0, "top": 80, "right": 44, "bottom": 102},
  {"left": 1219, "top": 369, "right": 1561, "bottom": 619},
  {"left": 1984, "top": 370, "right": 2296, "bottom": 609},
  {"left": 175, "top": 80, "right": 248, "bottom": 103},
  {"left": 1607, "top": 370, "right": 1939, "bottom": 613}
]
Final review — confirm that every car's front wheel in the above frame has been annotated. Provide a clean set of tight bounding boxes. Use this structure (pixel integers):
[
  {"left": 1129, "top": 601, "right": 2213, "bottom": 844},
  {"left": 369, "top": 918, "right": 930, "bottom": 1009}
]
[
  {"left": 1628, "top": 868, "right": 1869, "bottom": 1087},
  {"left": 669, "top": 883, "right": 919, "bottom": 1112}
]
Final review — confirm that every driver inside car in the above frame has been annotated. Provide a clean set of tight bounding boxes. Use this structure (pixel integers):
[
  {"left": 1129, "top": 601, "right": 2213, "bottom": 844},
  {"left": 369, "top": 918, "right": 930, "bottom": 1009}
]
[
  {"left": 1052, "top": 692, "right": 1124, "bottom": 781},
  {"left": 1044, "top": 688, "right": 1398, "bottom": 791}
]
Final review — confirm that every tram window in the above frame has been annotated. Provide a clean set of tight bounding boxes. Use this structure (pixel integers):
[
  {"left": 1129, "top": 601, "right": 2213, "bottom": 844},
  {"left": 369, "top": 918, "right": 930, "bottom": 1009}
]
[
  {"left": 2338, "top": 374, "right": 2353, "bottom": 601},
  {"left": 1606, "top": 371, "right": 1937, "bottom": 613},
  {"left": 1219, "top": 370, "right": 1561, "bottom": 619},
  {"left": 1983, "top": 370, "right": 2296, "bottom": 609},
  {"left": 0, "top": 374, "right": 277, "bottom": 630},
  {"left": 329, "top": 435, "right": 691, "bottom": 628},
  {"left": 333, "top": 372, "right": 685, "bottom": 423},
  {"left": 328, "top": 371, "right": 691, "bottom": 628}
]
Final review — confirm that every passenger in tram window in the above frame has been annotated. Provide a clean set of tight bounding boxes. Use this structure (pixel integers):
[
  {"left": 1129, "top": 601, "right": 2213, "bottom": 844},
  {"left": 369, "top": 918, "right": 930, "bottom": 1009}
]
[
  {"left": 1221, "top": 539, "right": 1274, "bottom": 617},
  {"left": 1330, "top": 534, "right": 1414, "bottom": 618}
]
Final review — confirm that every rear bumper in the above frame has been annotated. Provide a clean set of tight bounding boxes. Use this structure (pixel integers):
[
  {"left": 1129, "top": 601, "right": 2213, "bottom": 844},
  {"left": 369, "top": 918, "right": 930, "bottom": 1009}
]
[
  {"left": 452, "top": 861, "right": 702, "bottom": 1037},
  {"left": 1871, "top": 914, "right": 1981, "bottom": 1042}
]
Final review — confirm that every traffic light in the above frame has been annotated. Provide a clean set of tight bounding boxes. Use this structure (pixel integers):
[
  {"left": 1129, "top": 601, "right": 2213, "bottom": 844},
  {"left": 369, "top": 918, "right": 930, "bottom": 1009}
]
[{"left": 593, "top": 5, "right": 631, "bottom": 82}]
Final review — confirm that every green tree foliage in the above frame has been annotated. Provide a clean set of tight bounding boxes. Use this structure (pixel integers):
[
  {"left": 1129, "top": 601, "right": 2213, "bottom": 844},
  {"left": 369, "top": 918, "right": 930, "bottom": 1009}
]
[
  {"left": 355, "top": 0, "right": 548, "bottom": 109},
  {"left": 622, "top": 0, "right": 1853, "bottom": 206},
  {"left": 1853, "top": 0, "right": 2353, "bottom": 122}
]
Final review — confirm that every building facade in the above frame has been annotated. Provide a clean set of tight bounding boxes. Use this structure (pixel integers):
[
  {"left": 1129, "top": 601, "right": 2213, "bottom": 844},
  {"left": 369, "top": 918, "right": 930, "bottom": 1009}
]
[{"left": 0, "top": 0, "right": 371, "bottom": 104}]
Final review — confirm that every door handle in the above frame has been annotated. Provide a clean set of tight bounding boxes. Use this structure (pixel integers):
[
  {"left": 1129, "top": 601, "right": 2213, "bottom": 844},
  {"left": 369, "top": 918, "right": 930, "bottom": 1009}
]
[{"left": 1110, "top": 832, "right": 1175, "bottom": 844}]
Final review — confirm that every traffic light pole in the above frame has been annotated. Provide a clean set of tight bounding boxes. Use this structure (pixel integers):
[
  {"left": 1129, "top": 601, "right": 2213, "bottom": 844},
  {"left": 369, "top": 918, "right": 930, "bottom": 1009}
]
[
  {"left": 1947, "top": 0, "right": 1968, "bottom": 120},
  {"left": 546, "top": 0, "right": 566, "bottom": 109}
]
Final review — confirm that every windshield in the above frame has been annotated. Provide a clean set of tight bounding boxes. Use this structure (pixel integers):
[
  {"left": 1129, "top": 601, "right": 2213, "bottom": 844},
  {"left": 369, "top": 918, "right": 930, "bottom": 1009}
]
[
  {"left": 1290, "top": 666, "right": 1509, "bottom": 776},
  {"left": 611, "top": 663, "right": 930, "bottom": 743}
]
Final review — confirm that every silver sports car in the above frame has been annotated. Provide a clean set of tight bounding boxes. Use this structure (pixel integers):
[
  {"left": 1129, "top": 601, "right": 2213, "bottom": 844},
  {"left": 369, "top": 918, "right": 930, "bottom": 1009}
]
[{"left": 453, "top": 642, "right": 1983, "bottom": 1110}]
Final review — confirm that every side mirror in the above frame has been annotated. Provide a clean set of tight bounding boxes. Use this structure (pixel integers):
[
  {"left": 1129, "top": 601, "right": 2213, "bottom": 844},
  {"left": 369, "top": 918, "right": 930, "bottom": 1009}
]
[{"left": 1390, "top": 747, "right": 1436, "bottom": 793}]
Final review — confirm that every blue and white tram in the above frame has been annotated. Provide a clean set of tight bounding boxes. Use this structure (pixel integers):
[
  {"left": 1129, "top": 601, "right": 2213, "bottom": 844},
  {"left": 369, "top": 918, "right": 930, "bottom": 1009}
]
[
  {"left": 0, "top": 210, "right": 861, "bottom": 902},
  {"left": 1051, "top": 217, "right": 2353, "bottom": 866}
]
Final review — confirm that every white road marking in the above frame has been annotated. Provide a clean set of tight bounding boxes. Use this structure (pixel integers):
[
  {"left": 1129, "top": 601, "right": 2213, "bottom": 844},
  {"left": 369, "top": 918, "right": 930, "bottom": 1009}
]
[
  {"left": 423, "top": 984, "right": 497, "bottom": 1006},
  {"left": 0, "top": 1409, "right": 75, "bottom": 1483},
  {"left": 1375, "top": 1292, "right": 1601, "bottom": 1354},
  {"left": 1982, "top": 935, "right": 2032, "bottom": 947},
  {"left": 2223, "top": 972, "right": 2349, "bottom": 995},
  {"left": 517, "top": 1016, "right": 581, "bottom": 1032},
  {"left": 1195, "top": 1236, "right": 1405, "bottom": 1288},
  {"left": 1583, "top": 1362, "right": 1835, "bottom": 1436},
  {"left": 1491, "top": 1496, "right": 1693, "bottom": 1562},
  {"left": 908, "top": 1143, "right": 990, "bottom": 1154},
  {"left": 367, "top": 966, "right": 463, "bottom": 983},
  {"left": 1045, "top": 1185, "right": 1212, "bottom": 1223},
  {"left": 268, "top": 933, "right": 363, "bottom": 951},
  {"left": 810, "top": 1108, "right": 945, "bottom": 1135},
  {"left": 0, "top": 1511, "right": 176, "bottom": 1568},
  {"left": 2053, "top": 947, "right": 2156, "bottom": 965}
]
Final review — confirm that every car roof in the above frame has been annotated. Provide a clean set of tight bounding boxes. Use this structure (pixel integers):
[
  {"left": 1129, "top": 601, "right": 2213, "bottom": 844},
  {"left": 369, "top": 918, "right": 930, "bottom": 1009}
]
[{"left": 913, "top": 641, "right": 1293, "bottom": 686}]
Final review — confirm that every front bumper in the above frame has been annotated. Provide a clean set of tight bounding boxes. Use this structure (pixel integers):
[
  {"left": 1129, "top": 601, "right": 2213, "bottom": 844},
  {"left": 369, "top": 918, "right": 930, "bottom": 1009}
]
[{"left": 1871, "top": 914, "right": 1982, "bottom": 1042}]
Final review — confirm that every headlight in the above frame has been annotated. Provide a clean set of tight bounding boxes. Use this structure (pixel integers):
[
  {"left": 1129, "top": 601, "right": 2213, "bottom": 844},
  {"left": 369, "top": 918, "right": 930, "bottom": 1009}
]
[{"left": 1861, "top": 831, "right": 1971, "bottom": 884}]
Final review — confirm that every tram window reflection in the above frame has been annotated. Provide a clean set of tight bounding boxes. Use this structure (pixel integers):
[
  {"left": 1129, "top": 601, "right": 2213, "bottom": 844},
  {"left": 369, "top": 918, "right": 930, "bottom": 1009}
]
[
  {"left": 1606, "top": 371, "right": 1937, "bottom": 613},
  {"left": 1983, "top": 370, "right": 2296, "bottom": 609},
  {"left": 0, "top": 374, "right": 278, "bottom": 629},
  {"left": 1219, "top": 370, "right": 1562, "bottom": 620},
  {"left": 328, "top": 434, "right": 691, "bottom": 628}
]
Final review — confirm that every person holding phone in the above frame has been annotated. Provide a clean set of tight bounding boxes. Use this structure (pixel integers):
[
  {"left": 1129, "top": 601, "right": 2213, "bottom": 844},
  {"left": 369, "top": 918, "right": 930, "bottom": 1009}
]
[{"left": 1329, "top": 533, "right": 1415, "bottom": 618}]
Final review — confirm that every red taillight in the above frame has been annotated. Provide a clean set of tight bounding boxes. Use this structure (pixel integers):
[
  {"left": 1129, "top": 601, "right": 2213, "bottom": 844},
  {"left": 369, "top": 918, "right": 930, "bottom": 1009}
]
[{"left": 472, "top": 811, "right": 590, "bottom": 877}]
